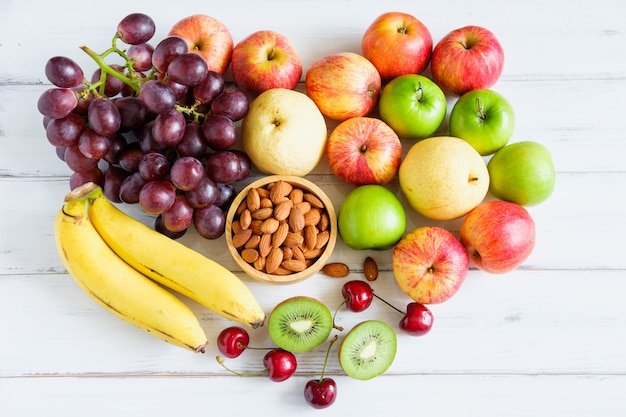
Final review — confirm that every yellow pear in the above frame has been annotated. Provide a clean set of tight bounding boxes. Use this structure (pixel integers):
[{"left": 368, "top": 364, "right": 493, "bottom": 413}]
[
  {"left": 399, "top": 136, "right": 489, "bottom": 221},
  {"left": 241, "top": 88, "right": 327, "bottom": 176}
]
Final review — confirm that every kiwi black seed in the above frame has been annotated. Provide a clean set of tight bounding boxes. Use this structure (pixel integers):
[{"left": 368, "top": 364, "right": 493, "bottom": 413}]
[
  {"left": 338, "top": 320, "right": 397, "bottom": 380},
  {"left": 267, "top": 296, "right": 333, "bottom": 353}
]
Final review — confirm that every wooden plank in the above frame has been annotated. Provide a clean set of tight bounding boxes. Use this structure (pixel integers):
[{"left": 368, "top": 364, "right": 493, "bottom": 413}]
[{"left": 0, "top": 374, "right": 623, "bottom": 416}]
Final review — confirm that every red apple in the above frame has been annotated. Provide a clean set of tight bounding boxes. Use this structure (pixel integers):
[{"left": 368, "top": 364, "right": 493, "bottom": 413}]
[
  {"left": 231, "top": 30, "right": 302, "bottom": 97},
  {"left": 305, "top": 52, "right": 381, "bottom": 121},
  {"left": 326, "top": 117, "right": 402, "bottom": 185},
  {"left": 431, "top": 25, "right": 504, "bottom": 96},
  {"left": 460, "top": 200, "right": 536, "bottom": 274},
  {"left": 361, "top": 11, "right": 433, "bottom": 80},
  {"left": 392, "top": 226, "right": 469, "bottom": 304},
  {"left": 168, "top": 14, "right": 233, "bottom": 74}
]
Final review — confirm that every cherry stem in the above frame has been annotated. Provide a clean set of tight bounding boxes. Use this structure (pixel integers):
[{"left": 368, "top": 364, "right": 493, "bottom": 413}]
[
  {"left": 319, "top": 335, "right": 339, "bottom": 382},
  {"left": 216, "top": 356, "right": 268, "bottom": 377},
  {"left": 372, "top": 292, "right": 405, "bottom": 315},
  {"left": 237, "top": 342, "right": 275, "bottom": 351},
  {"left": 331, "top": 299, "right": 347, "bottom": 331}
]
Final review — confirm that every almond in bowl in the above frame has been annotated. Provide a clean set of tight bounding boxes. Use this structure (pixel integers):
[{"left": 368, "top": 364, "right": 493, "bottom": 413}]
[{"left": 225, "top": 175, "right": 337, "bottom": 284}]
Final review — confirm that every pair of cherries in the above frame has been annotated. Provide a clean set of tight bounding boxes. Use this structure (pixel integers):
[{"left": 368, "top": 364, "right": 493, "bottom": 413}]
[
  {"left": 340, "top": 280, "right": 434, "bottom": 336},
  {"left": 216, "top": 329, "right": 296, "bottom": 382},
  {"left": 216, "top": 326, "right": 336, "bottom": 408}
]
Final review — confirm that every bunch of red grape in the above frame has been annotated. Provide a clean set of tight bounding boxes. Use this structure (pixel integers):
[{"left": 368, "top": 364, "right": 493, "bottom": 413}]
[{"left": 38, "top": 13, "right": 253, "bottom": 239}]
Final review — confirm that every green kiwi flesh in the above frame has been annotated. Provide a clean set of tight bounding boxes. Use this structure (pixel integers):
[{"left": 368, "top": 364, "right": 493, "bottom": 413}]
[
  {"left": 267, "top": 296, "right": 333, "bottom": 353},
  {"left": 338, "top": 320, "right": 397, "bottom": 380}
]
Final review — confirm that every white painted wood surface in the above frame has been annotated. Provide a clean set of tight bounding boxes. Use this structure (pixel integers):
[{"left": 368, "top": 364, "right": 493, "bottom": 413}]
[{"left": 1, "top": 0, "right": 625, "bottom": 415}]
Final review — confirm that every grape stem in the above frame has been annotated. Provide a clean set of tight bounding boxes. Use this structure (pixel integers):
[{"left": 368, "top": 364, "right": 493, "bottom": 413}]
[{"left": 79, "top": 45, "right": 141, "bottom": 94}]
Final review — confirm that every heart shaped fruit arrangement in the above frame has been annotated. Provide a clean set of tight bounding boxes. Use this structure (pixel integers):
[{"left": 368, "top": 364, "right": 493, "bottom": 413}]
[{"left": 41, "top": 10, "right": 555, "bottom": 410}]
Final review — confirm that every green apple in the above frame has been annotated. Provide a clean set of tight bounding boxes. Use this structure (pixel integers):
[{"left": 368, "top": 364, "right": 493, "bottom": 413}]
[
  {"left": 338, "top": 185, "right": 406, "bottom": 250},
  {"left": 487, "top": 141, "right": 555, "bottom": 206},
  {"left": 449, "top": 89, "right": 515, "bottom": 156},
  {"left": 378, "top": 74, "right": 446, "bottom": 140}
]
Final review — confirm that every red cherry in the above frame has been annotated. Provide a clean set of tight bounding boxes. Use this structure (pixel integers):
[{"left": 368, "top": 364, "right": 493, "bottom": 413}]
[
  {"left": 216, "top": 326, "right": 250, "bottom": 358},
  {"left": 263, "top": 349, "right": 297, "bottom": 382},
  {"left": 304, "top": 378, "right": 337, "bottom": 409},
  {"left": 341, "top": 280, "right": 373, "bottom": 312},
  {"left": 400, "top": 302, "right": 434, "bottom": 336}
]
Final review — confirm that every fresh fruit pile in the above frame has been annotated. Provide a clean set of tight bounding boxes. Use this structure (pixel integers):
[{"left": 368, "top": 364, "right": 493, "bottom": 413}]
[
  {"left": 43, "top": 10, "right": 557, "bottom": 410},
  {"left": 39, "top": 13, "right": 253, "bottom": 240}
]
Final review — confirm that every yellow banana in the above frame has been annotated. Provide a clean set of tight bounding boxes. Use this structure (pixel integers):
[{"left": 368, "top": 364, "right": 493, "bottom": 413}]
[
  {"left": 83, "top": 183, "right": 266, "bottom": 329},
  {"left": 54, "top": 188, "right": 209, "bottom": 353}
]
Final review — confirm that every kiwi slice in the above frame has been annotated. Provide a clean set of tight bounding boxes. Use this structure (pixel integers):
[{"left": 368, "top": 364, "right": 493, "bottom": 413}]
[
  {"left": 267, "top": 296, "right": 333, "bottom": 353},
  {"left": 338, "top": 320, "right": 397, "bottom": 380}
]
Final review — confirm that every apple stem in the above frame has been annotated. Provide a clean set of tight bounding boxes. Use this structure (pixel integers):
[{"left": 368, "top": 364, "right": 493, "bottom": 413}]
[
  {"left": 476, "top": 97, "right": 487, "bottom": 120},
  {"left": 372, "top": 292, "right": 405, "bottom": 315},
  {"left": 318, "top": 335, "right": 339, "bottom": 382},
  {"left": 416, "top": 81, "right": 425, "bottom": 103}
]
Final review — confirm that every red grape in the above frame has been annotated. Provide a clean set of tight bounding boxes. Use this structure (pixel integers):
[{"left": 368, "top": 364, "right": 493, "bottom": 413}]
[
  {"left": 91, "top": 65, "right": 126, "bottom": 97},
  {"left": 151, "top": 109, "right": 186, "bottom": 147},
  {"left": 170, "top": 156, "right": 205, "bottom": 191},
  {"left": 127, "top": 43, "right": 154, "bottom": 71},
  {"left": 70, "top": 167, "right": 104, "bottom": 190},
  {"left": 45, "top": 56, "right": 84, "bottom": 88},
  {"left": 119, "top": 172, "right": 146, "bottom": 204},
  {"left": 193, "top": 70, "right": 225, "bottom": 103},
  {"left": 88, "top": 97, "right": 121, "bottom": 136},
  {"left": 117, "top": 13, "right": 156, "bottom": 45},
  {"left": 64, "top": 144, "right": 98, "bottom": 172},
  {"left": 77, "top": 129, "right": 111, "bottom": 160},
  {"left": 139, "top": 80, "right": 176, "bottom": 114},
  {"left": 103, "top": 165, "right": 129, "bottom": 203},
  {"left": 211, "top": 89, "right": 249, "bottom": 121},
  {"left": 206, "top": 150, "right": 241, "bottom": 184},
  {"left": 45, "top": 112, "right": 85, "bottom": 147},
  {"left": 139, "top": 180, "right": 176, "bottom": 215},
  {"left": 115, "top": 96, "right": 150, "bottom": 132},
  {"left": 161, "top": 195, "right": 194, "bottom": 232},
  {"left": 37, "top": 88, "right": 78, "bottom": 119},
  {"left": 167, "top": 53, "right": 208, "bottom": 87},
  {"left": 203, "top": 114, "right": 237, "bottom": 150},
  {"left": 185, "top": 176, "right": 218, "bottom": 209},
  {"left": 193, "top": 204, "right": 226, "bottom": 239},
  {"left": 152, "top": 36, "right": 188, "bottom": 73},
  {"left": 138, "top": 152, "right": 170, "bottom": 181},
  {"left": 176, "top": 123, "right": 207, "bottom": 159}
]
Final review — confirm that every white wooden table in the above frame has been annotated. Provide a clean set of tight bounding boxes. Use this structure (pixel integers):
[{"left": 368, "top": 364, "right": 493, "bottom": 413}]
[{"left": 1, "top": 0, "right": 625, "bottom": 415}]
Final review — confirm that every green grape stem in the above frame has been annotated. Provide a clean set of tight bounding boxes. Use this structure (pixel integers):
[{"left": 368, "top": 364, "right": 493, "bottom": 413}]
[{"left": 79, "top": 45, "right": 142, "bottom": 95}]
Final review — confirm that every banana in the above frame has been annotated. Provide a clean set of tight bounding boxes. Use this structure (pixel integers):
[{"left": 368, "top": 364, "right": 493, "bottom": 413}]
[
  {"left": 83, "top": 183, "right": 266, "bottom": 329},
  {"left": 54, "top": 188, "right": 209, "bottom": 353}
]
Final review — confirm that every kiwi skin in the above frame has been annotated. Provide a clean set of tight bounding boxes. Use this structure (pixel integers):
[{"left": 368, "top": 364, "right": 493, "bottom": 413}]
[
  {"left": 338, "top": 320, "right": 397, "bottom": 380},
  {"left": 267, "top": 296, "right": 333, "bottom": 353}
]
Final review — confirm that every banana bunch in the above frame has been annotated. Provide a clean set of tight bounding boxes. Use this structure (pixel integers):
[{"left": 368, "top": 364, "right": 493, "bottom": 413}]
[{"left": 54, "top": 182, "right": 266, "bottom": 353}]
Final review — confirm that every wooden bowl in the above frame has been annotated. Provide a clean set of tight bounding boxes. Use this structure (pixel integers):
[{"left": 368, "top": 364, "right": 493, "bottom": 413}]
[{"left": 225, "top": 175, "right": 337, "bottom": 284}]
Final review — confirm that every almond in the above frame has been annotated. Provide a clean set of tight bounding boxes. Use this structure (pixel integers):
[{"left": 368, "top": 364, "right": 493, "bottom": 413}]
[
  {"left": 295, "top": 201, "right": 311, "bottom": 214},
  {"left": 244, "top": 234, "right": 261, "bottom": 249},
  {"left": 315, "top": 230, "right": 330, "bottom": 249},
  {"left": 321, "top": 262, "right": 350, "bottom": 278},
  {"left": 303, "top": 192, "right": 324, "bottom": 209},
  {"left": 288, "top": 206, "right": 305, "bottom": 232},
  {"left": 363, "top": 256, "right": 379, "bottom": 281},
  {"left": 261, "top": 217, "right": 280, "bottom": 234},
  {"left": 304, "top": 224, "right": 317, "bottom": 251},
  {"left": 246, "top": 188, "right": 261, "bottom": 212},
  {"left": 259, "top": 233, "right": 272, "bottom": 257},
  {"left": 260, "top": 197, "right": 273, "bottom": 209},
  {"left": 303, "top": 247, "right": 323, "bottom": 260},
  {"left": 319, "top": 212, "right": 330, "bottom": 232},
  {"left": 289, "top": 187, "right": 304, "bottom": 204},
  {"left": 270, "top": 180, "right": 290, "bottom": 204},
  {"left": 239, "top": 208, "right": 252, "bottom": 229},
  {"left": 284, "top": 231, "right": 304, "bottom": 248},
  {"left": 265, "top": 246, "right": 283, "bottom": 273},
  {"left": 281, "top": 259, "right": 307, "bottom": 273},
  {"left": 292, "top": 246, "right": 306, "bottom": 263},
  {"left": 241, "top": 248, "right": 259, "bottom": 263},
  {"left": 251, "top": 207, "right": 274, "bottom": 220},
  {"left": 303, "top": 207, "right": 321, "bottom": 226},
  {"left": 253, "top": 255, "right": 266, "bottom": 271},
  {"left": 232, "top": 228, "right": 252, "bottom": 248},
  {"left": 274, "top": 199, "right": 293, "bottom": 221},
  {"left": 272, "top": 222, "right": 289, "bottom": 247}
]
